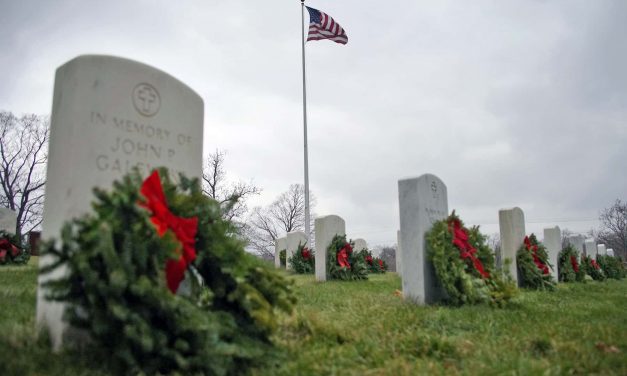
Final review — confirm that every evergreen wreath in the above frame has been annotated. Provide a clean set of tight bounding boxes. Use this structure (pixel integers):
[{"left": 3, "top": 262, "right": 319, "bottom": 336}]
[
  {"left": 582, "top": 255, "right": 606, "bottom": 281},
  {"left": 326, "top": 234, "right": 368, "bottom": 280},
  {"left": 355, "top": 249, "right": 386, "bottom": 273},
  {"left": 516, "top": 234, "right": 556, "bottom": 290},
  {"left": 596, "top": 255, "right": 626, "bottom": 280},
  {"left": 0, "top": 230, "right": 29, "bottom": 265},
  {"left": 279, "top": 249, "right": 286, "bottom": 267},
  {"left": 288, "top": 242, "right": 314, "bottom": 274},
  {"left": 557, "top": 245, "right": 585, "bottom": 282},
  {"left": 425, "top": 212, "right": 517, "bottom": 307},
  {"left": 41, "top": 169, "right": 295, "bottom": 375}
]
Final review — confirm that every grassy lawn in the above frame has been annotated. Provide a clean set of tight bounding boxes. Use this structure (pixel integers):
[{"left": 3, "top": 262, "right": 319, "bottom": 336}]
[{"left": 1, "top": 258, "right": 626, "bottom": 375}]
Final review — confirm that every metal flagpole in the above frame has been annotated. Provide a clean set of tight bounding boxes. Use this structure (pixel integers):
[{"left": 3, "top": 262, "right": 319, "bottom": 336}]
[{"left": 301, "top": 0, "right": 311, "bottom": 246}]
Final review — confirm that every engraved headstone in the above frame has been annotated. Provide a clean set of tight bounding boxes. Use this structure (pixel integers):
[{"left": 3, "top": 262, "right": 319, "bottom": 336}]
[
  {"left": 286, "top": 231, "right": 307, "bottom": 270},
  {"left": 396, "top": 230, "right": 402, "bottom": 276},
  {"left": 274, "top": 237, "right": 287, "bottom": 268},
  {"left": 499, "top": 207, "right": 525, "bottom": 286},
  {"left": 543, "top": 226, "right": 561, "bottom": 280},
  {"left": 0, "top": 207, "right": 18, "bottom": 233},
  {"left": 597, "top": 244, "right": 607, "bottom": 257},
  {"left": 398, "top": 174, "right": 448, "bottom": 305},
  {"left": 567, "top": 235, "right": 585, "bottom": 254},
  {"left": 314, "top": 215, "right": 346, "bottom": 281},
  {"left": 36, "top": 55, "right": 204, "bottom": 349},
  {"left": 584, "top": 238, "right": 597, "bottom": 259},
  {"left": 353, "top": 238, "right": 368, "bottom": 252}
]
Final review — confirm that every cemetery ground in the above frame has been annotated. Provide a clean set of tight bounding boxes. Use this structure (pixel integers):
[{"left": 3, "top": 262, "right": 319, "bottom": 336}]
[{"left": 1, "top": 258, "right": 626, "bottom": 375}]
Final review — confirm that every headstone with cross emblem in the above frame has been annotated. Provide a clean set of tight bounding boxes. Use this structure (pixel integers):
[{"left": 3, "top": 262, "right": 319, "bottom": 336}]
[
  {"left": 36, "top": 55, "right": 204, "bottom": 350},
  {"left": 498, "top": 207, "right": 525, "bottom": 286},
  {"left": 398, "top": 173, "right": 448, "bottom": 304}
]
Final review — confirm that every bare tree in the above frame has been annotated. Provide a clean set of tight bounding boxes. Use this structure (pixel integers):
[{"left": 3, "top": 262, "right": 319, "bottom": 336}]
[
  {"left": 202, "top": 149, "right": 260, "bottom": 226},
  {"left": 597, "top": 199, "right": 627, "bottom": 259},
  {"left": 245, "top": 184, "right": 315, "bottom": 259},
  {"left": 0, "top": 111, "right": 49, "bottom": 239},
  {"left": 377, "top": 246, "right": 396, "bottom": 271}
]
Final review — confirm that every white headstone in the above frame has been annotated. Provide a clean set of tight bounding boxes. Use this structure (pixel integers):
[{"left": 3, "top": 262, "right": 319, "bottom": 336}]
[
  {"left": 286, "top": 231, "right": 307, "bottom": 270},
  {"left": 499, "top": 207, "right": 525, "bottom": 286},
  {"left": 398, "top": 174, "right": 448, "bottom": 305},
  {"left": 396, "top": 230, "right": 402, "bottom": 276},
  {"left": 314, "top": 215, "right": 346, "bottom": 282},
  {"left": 274, "top": 237, "right": 287, "bottom": 268},
  {"left": 584, "top": 238, "right": 597, "bottom": 259},
  {"left": 353, "top": 238, "right": 368, "bottom": 252},
  {"left": 597, "top": 244, "right": 607, "bottom": 257},
  {"left": 567, "top": 235, "right": 585, "bottom": 253},
  {"left": 0, "top": 207, "right": 18, "bottom": 233},
  {"left": 543, "top": 226, "right": 561, "bottom": 280},
  {"left": 607, "top": 248, "right": 615, "bottom": 257},
  {"left": 36, "top": 55, "right": 204, "bottom": 350}
]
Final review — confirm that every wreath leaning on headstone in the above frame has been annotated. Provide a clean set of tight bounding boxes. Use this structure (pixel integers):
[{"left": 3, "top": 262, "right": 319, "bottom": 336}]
[
  {"left": 557, "top": 245, "right": 586, "bottom": 283},
  {"left": 288, "top": 242, "right": 314, "bottom": 274},
  {"left": 426, "top": 212, "right": 517, "bottom": 307},
  {"left": 326, "top": 234, "right": 368, "bottom": 280},
  {"left": 581, "top": 255, "right": 606, "bottom": 281},
  {"left": 596, "top": 255, "right": 626, "bottom": 280},
  {"left": 355, "top": 248, "right": 386, "bottom": 273},
  {"left": 42, "top": 169, "right": 296, "bottom": 375},
  {"left": 0, "top": 230, "right": 29, "bottom": 265},
  {"left": 516, "top": 234, "right": 556, "bottom": 290}
]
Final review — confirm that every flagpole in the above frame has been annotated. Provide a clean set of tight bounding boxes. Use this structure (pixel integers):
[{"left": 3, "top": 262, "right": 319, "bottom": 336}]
[{"left": 301, "top": 0, "right": 311, "bottom": 247}]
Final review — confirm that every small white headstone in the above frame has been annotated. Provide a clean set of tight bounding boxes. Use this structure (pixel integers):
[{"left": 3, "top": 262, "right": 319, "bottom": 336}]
[
  {"left": 567, "top": 235, "right": 585, "bottom": 253},
  {"left": 274, "top": 237, "right": 287, "bottom": 268},
  {"left": 36, "top": 55, "right": 204, "bottom": 350},
  {"left": 314, "top": 215, "right": 346, "bottom": 281},
  {"left": 584, "top": 238, "right": 597, "bottom": 259},
  {"left": 597, "top": 244, "right": 607, "bottom": 257},
  {"left": 396, "top": 230, "right": 402, "bottom": 276},
  {"left": 286, "top": 231, "right": 307, "bottom": 270},
  {"left": 353, "top": 238, "right": 368, "bottom": 252},
  {"left": 398, "top": 173, "right": 448, "bottom": 305},
  {"left": 499, "top": 207, "right": 525, "bottom": 286},
  {"left": 0, "top": 207, "right": 18, "bottom": 233},
  {"left": 543, "top": 226, "right": 561, "bottom": 280},
  {"left": 607, "top": 248, "right": 615, "bottom": 257}
]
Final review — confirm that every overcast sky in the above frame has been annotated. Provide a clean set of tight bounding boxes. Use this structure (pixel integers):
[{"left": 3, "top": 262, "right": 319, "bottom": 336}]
[{"left": 1, "top": 0, "right": 625, "bottom": 246}]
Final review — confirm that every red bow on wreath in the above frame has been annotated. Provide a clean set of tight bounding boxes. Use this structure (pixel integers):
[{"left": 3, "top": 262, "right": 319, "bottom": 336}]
[
  {"left": 570, "top": 255, "right": 579, "bottom": 273},
  {"left": 378, "top": 259, "right": 384, "bottom": 270},
  {"left": 140, "top": 171, "right": 198, "bottom": 293},
  {"left": 365, "top": 255, "right": 373, "bottom": 265},
  {"left": 449, "top": 219, "right": 489, "bottom": 279},
  {"left": 302, "top": 247, "right": 311, "bottom": 260},
  {"left": 524, "top": 236, "right": 549, "bottom": 275},
  {"left": 337, "top": 243, "right": 352, "bottom": 269},
  {"left": 0, "top": 238, "right": 20, "bottom": 262},
  {"left": 590, "top": 259, "right": 600, "bottom": 270}
]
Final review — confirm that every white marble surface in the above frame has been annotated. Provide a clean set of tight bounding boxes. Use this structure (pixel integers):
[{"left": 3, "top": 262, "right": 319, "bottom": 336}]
[
  {"left": 0, "top": 207, "right": 17, "bottom": 233},
  {"left": 543, "top": 226, "right": 561, "bottom": 280},
  {"left": 499, "top": 207, "right": 525, "bottom": 286},
  {"left": 314, "top": 215, "right": 345, "bottom": 281}
]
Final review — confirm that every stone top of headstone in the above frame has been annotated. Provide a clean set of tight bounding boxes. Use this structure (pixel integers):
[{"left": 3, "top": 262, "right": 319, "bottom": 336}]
[
  {"left": 567, "top": 235, "right": 585, "bottom": 253},
  {"left": 597, "top": 244, "right": 607, "bottom": 256},
  {"left": 606, "top": 249, "right": 614, "bottom": 257},
  {"left": 0, "top": 207, "right": 18, "bottom": 233},
  {"left": 353, "top": 238, "right": 368, "bottom": 252},
  {"left": 37, "top": 55, "right": 204, "bottom": 350}
]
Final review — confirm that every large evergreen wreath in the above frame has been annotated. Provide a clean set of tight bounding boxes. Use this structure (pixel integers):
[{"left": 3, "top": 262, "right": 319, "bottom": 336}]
[
  {"left": 516, "top": 234, "right": 556, "bottom": 290},
  {"left": 425, "top": 212, "right": 517, "bottom": 307},
  {"left": 596, "top": 255, "right": 626, "bottom": 280},
  {"left": 582, "top": 255, "right": 606, "bottom": 281},
  {"left": 41, "top": 169, "right": 295, "bottom": 375},
  {"left": 557, "top": 245, "right": 585, "bottom": 282},
  {"left": 0, "top": 230, "right": 29, "bottom": 265},
  {"left": 326, "top": 235, "right": 368, "bottom": 280},
  {"left": 288, "top": 242, "right": 314, "bottom": 274}
]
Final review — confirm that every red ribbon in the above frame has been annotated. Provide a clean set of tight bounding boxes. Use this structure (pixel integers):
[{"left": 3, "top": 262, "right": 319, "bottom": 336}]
[
  {"left": 524, "top": 236, "right": 549, "bottom": 275},
  {"left": 0, "top": 238, "right": 20, "bottom": 260},
  {"left": 139, "top": 171, "right": 198, "bottom": 293},
  {"left": 337, "top": 244, "right": 351, "bottom": 269},
  {"left": 302, "top": 247, "right": 311, "bottom": 260},
  {"left": 449, "top": 219, "right": 489, "bottom": 279},
  {"left": 591, "top": 259, "right": 600, "bottom": 270},
  {"left": 378, "top": 259, "right": 384, "bottom": 270},
  {"left": 570, "top": 255, "right": 579, "bottom": 273},
  {"left": 365, "top": 255, "right": 373, "bottom": 265}
]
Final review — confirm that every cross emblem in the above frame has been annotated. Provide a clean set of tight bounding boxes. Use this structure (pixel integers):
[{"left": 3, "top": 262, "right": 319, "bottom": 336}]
[{"left": 132, "top": 83, "right": 161, "bottom": 117}]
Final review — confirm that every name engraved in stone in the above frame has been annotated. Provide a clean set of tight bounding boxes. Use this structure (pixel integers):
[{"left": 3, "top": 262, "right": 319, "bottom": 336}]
[{"left": 90, "top": 111, "right": 173, "bottom": 141}]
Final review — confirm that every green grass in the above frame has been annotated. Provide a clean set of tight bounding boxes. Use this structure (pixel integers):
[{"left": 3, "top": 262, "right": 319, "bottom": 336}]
[{"left": 1, "top": 259, "right": 626, "bottom": 375}]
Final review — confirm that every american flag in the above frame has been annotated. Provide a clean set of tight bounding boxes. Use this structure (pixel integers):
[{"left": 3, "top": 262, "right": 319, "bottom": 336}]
[{"left": 306, "top": 6, "right": 348, "bottom": 45}]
